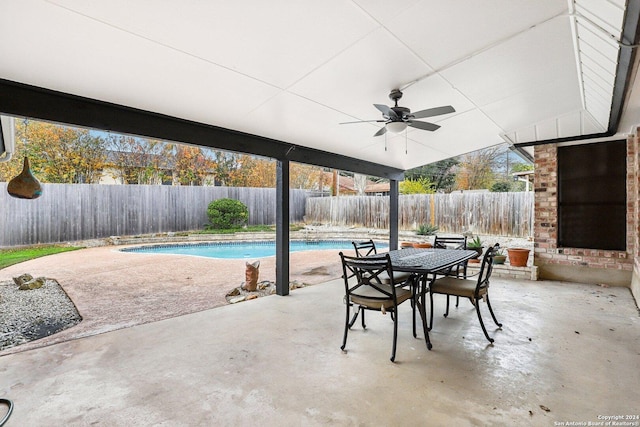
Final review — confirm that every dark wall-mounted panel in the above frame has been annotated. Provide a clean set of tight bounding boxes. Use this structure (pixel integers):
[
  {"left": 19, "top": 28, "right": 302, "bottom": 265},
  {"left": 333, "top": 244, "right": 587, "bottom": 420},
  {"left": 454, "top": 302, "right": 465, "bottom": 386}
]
[{"left": 558, "top": 140, "right": 627, "bottom": 251}]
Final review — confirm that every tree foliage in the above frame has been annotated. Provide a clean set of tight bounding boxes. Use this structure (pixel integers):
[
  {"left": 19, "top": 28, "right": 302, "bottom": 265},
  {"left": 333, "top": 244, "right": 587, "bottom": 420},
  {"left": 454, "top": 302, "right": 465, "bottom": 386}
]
[
  {"left": 7, "top": 120, "right": 538, "bottom": 194},
  {"left": 174, "top": 145, "right": 215, "bottom": 186},
  {"left": 108, "top": 135, "right": 174, "bottom": 184},
  {"left": 290, "top": 163, "right": 323, "bottom": 190},
  {"left": 400, "top": 177, "right": 435, "bottom": 194},
  {"left": 405, "top": 158, "right": 459, "bottom": 192},
  {"left": 4, "top": 120, "right": 108, "bottom": 184},
  {"left": 490, "top": 181, "right": 511, "bottom": 192},
  {"left": 455, "top": 146, "right": 504, "bottom": 190}
]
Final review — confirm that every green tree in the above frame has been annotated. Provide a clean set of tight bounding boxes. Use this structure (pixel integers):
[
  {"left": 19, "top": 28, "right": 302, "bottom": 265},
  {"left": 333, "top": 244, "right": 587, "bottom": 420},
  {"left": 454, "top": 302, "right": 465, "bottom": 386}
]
[
  {"left": 490, "top": 181, "right": 511, "bottom": 192},
  {"left": 405, "top": 158, "right": 460, "bottom": 192}
]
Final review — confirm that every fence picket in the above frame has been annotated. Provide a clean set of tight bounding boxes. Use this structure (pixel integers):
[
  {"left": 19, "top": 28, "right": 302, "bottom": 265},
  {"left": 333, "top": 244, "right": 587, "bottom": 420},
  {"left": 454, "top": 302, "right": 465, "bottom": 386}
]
[
  {"left": 0, "top": 183, "right": 309, "bottom": 246},
  {"left": 305, "top": 192, "right": 533, "bottom": 237},
  {"left": 0, "top": 184, "right": 533, "bottom": 246}
]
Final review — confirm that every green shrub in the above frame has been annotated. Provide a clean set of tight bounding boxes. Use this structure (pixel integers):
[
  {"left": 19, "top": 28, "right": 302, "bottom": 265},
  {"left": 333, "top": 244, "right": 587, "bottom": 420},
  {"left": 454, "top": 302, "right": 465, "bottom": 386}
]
[
  {"left": 490, "top": 181, "right": 511, "bottom": 192},
  {"left": 206, "top": 198, "right": 249, "bottom": 230},
  {"left": 416, "top": 224, "right": 439, "bottom": 235},
  {"left": 400, "top": 178, "right": 435, "bottom": 194}
]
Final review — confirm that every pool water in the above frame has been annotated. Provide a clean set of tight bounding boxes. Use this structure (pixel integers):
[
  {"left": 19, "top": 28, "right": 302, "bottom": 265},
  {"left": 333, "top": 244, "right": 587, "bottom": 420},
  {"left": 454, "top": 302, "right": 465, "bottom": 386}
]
[{"left": 121, "top": 240, "right": 388, "bottom": 260}]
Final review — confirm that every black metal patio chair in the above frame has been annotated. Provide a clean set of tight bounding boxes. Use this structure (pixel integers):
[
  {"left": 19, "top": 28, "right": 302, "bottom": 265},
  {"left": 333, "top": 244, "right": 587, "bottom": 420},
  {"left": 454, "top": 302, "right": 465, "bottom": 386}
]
[
  {"left": 339, "top": 252, "right": 420, "bottom": 362},
  {"left": 352, "top": 240, "right": 412, "bottom": 284},
  {"left": 428, "top": 243, "right": 503, "bottom": 343},
  {"left": 432, "top": 235, "right": 469, "bottom": 312}
]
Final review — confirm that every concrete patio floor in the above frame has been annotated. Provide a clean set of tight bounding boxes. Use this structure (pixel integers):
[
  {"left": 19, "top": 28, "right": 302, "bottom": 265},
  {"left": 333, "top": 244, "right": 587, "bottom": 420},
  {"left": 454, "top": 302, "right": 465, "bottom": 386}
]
[{"left": 1, "top": 268, "right": 639, "bottom": 425}]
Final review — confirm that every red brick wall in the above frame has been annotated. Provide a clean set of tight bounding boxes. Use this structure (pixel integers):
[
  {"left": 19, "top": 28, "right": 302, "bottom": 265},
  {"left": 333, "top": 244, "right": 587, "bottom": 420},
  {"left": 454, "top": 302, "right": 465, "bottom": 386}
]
[{"left": 533, "top": 138, "right": 636, "bottom": 286}]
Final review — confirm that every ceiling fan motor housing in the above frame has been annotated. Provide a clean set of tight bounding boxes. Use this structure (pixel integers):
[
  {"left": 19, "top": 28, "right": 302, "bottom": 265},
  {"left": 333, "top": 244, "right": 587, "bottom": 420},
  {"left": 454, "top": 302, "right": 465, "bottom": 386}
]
[{"left": 391, "top": 106, "right": 410, "bottom": 120}]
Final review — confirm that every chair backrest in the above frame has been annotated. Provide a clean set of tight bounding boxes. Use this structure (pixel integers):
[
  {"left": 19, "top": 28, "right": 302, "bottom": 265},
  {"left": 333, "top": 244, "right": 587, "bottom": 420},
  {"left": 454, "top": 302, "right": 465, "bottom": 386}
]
[
  {"left": 339, "top": 252, "right": 398, "bottom": 298},
  {"left": 474, "top": 243, "right": 500, "bottom": 296},
  {"left": 433, "top": 235, "right": 467, "bottom": 250},
  {"left": 352, "top": 239, "right": 377, "bottom": 257}
]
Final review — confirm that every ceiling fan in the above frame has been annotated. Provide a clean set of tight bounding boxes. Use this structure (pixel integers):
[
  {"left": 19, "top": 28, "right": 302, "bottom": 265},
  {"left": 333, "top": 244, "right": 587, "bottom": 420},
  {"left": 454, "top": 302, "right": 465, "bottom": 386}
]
[{"left": 340, "top": 89, "right": 455, "bottom": 137}]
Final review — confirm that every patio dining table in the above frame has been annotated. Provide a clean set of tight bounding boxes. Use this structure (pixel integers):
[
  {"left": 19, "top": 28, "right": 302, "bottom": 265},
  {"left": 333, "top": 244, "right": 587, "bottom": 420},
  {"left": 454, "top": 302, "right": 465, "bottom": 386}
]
[{"left": 383, "top": 247, "right": 478, "bottom": 350}]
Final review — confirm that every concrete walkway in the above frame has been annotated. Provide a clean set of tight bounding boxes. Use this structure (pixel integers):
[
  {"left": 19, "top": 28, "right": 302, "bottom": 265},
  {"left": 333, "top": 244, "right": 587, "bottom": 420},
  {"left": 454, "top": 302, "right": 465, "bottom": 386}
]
[{"left": 1, "top": 272, "right": 639, "bottom": 425}]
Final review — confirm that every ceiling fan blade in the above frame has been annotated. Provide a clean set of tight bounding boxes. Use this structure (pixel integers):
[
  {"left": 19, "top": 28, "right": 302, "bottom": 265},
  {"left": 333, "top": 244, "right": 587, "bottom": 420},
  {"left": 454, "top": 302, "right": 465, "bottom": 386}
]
[
  {"left": 408, "top": 120, "right": 441, "bottom": 132},
  {"left": 374, "top": 104, "right": 398, "bottom": 120},
  {"left": 411, "top": 105, "right": 455, "bottom": 119},
  {"left": 339, "top": 119, "right": 386, "bottom": 125},
  {"left": 373, "top": 126, "right": 387, "bottom": 137}
]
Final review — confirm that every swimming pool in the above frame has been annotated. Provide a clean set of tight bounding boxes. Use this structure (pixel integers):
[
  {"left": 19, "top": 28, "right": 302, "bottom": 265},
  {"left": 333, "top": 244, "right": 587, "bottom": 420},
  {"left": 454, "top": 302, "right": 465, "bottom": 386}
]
[{"left": 121, "top": 240, "right": 388, "bottom": 259}]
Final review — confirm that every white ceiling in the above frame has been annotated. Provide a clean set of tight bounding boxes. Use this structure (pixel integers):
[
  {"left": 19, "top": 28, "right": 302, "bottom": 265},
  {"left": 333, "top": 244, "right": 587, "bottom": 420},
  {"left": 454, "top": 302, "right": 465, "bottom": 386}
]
[{"left": 0, "top": 0, "right": 638, "bottom": 171}]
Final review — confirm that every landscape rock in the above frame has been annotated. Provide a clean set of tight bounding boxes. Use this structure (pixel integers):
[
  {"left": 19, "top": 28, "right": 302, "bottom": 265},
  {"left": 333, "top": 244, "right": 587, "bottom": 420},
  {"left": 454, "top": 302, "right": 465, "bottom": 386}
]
[
  {"left": 1, "top": 277, "right": 82, "bottom": 352},
  {"left": 19, "top": 277, "right": 47, "bottom": 290},
  {"left": 225, "top": 280, "right": 309, "bottom": 304},
  {"left": 12, "top": 273, "right": 34, "bottom": 287}
]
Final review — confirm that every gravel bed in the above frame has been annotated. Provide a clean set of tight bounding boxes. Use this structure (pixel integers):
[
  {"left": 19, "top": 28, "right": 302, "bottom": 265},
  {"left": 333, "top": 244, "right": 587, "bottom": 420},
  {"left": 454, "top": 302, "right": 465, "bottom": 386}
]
[{"left": 0, "top": 277, "right": 82, "bottom": 352}]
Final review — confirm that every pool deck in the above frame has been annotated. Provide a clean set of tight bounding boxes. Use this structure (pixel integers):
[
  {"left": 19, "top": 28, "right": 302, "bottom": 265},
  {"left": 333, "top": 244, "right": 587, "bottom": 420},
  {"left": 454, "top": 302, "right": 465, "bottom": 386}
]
[{"left": 0, "top": 244, "right": 345, "bottom": 355}]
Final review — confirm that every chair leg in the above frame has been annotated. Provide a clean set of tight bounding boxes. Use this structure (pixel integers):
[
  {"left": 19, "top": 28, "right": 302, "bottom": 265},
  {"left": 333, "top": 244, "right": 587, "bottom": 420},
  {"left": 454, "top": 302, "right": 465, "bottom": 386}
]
[
  {"left": 475, "top": 301, "right": 494, "bottom": 343},
  {"left": 428, "top": 290, "right": 434, "bottom": 331},
  {"left": 347, "top": 304, "right": 360, "bottom": 328},
  {"left": 391, "top": 308, "right": 398, "bottom": 362},
  {"left": 421, "top": 289, "right": 432, "bottom": 351},
  {"left": 411, "top": 280, "right": 417, "bottom": 338},
  {"left": 444, "top": 295, "right": 450, "bottom": 317},
  {"left": 486, "top": 294, "right": 502, "bottom": 327},
  {"left": 341, "top": 304, "right": 350, "bottom": 351},
  {"left": 455, "top": 296, "right": 460, "bottom": 307}
]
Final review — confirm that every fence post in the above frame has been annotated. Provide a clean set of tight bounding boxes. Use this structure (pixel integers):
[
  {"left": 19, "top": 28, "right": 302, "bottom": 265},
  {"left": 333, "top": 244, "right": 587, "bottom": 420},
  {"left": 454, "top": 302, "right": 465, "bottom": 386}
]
[
  {"left": 389, "top": 179, "right": 399, "bottom": 250},
  {"left": 430, "top": 193, "right": 435, "bottom": 226}
]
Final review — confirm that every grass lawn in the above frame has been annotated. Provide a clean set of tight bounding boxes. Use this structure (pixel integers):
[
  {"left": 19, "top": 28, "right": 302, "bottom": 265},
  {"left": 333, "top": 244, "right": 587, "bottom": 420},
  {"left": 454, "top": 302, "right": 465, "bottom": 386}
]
[{"left": 0, "top": 246, "right": 83, "bottom": 270}]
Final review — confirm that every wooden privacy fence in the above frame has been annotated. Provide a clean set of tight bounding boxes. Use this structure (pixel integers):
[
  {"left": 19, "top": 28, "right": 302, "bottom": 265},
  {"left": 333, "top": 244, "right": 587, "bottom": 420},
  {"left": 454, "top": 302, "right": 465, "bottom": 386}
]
[
  {"left": 305, "top": 192, "right": 534, "bottom": 237},
  {"left": 0, "top": 183, "right": 309, "bottom": 246}
]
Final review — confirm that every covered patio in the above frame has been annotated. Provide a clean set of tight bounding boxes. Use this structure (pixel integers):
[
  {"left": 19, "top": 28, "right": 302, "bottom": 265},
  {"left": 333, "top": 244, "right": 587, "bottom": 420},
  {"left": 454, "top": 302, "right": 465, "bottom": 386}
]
[{"left": 1, "top": 1, "right": 640, "bottom": 424}]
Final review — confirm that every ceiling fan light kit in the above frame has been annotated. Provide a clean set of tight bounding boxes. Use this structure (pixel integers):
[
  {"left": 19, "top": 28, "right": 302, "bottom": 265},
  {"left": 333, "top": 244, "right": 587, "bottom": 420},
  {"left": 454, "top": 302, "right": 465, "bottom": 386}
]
[
  {"left": 386, "top": 121, "right": 408, "bottom": 133},
  {"left": 340, "top": 89, "right": 455, "bottom": 138}
]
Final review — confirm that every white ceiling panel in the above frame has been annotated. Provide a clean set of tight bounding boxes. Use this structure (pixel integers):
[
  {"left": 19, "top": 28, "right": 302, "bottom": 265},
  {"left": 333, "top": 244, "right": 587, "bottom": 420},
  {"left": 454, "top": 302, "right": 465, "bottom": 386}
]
[
  {"left": 289, "top": 27, "right": 433, "bottom": 121},
  {"left": 378, "top": 0, "right": 568, "bottom": 70},
  {"left": 1, "top": 0, "right": 639, "bottom": 172},
  {"left": 482, "top": 77, "right": 582, "bottom": 132},
  {"left": 0, "top": 0, "right": 281, "bottom": 130},
  {"left": 440, "top": 17, "right": 577, "bottom": 108},
  {"left": 48, "top": 0, "right": 379, "bottom": 90}
]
